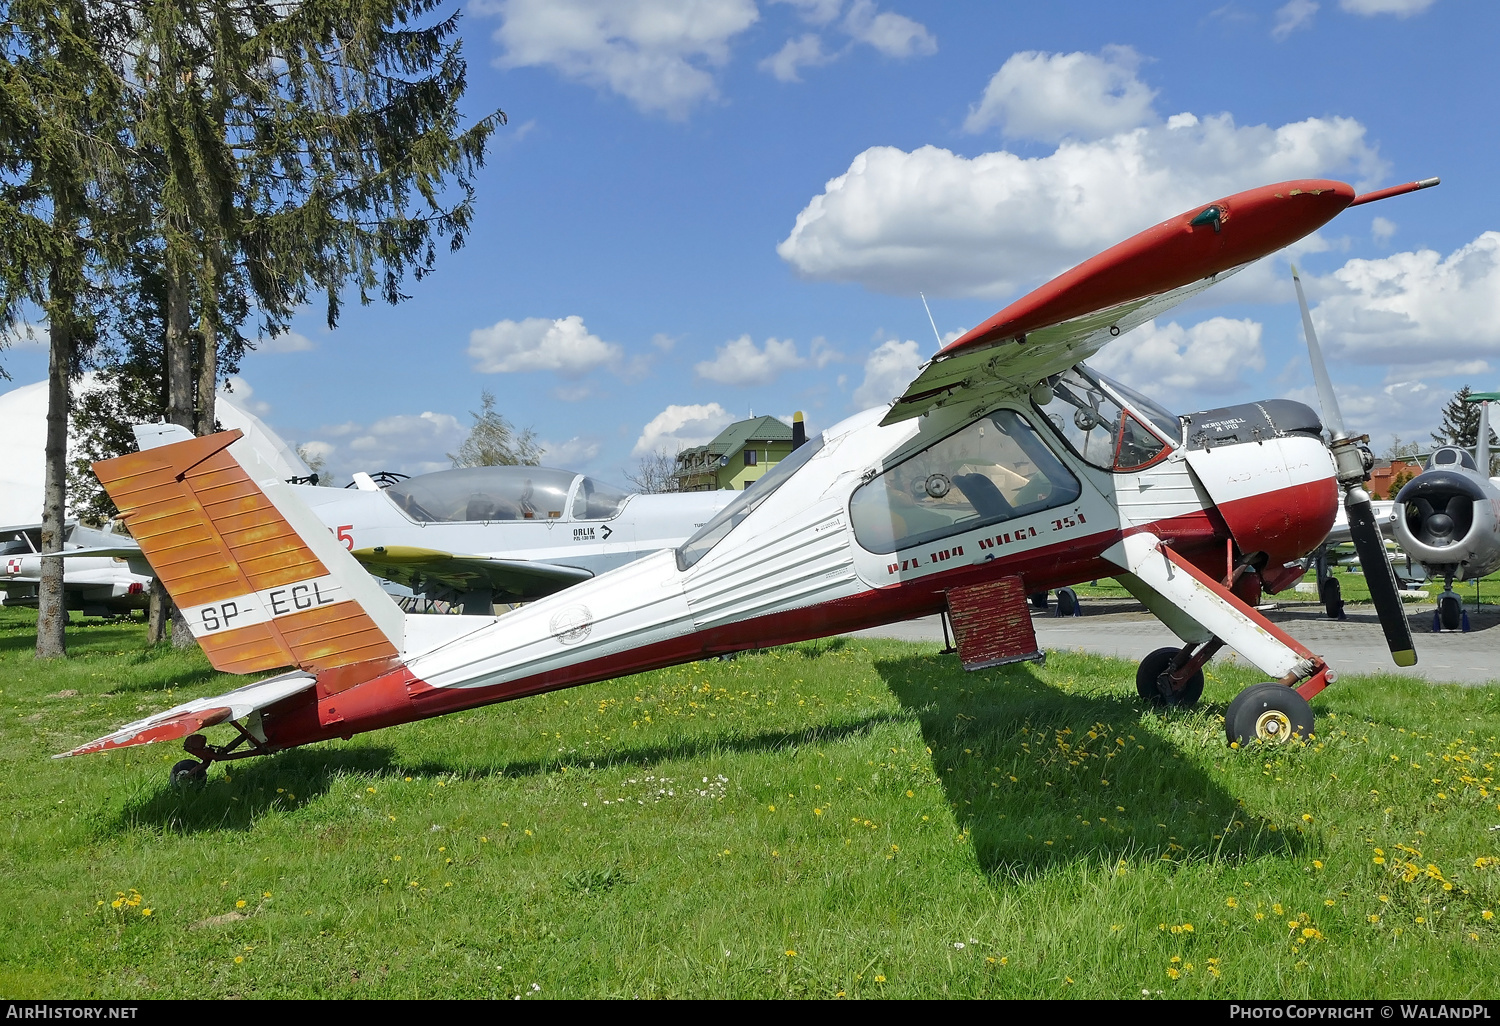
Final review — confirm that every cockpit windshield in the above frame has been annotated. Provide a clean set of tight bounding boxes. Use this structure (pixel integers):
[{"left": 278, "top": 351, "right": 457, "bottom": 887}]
[
  {"left": 385, "top": 466, "right": 586, "bottom": 523},
  {"left": 676, "top": 436, "right": 826, "bottom": 570},
  {"left": 1035, "top": 365, "right": 1180, "bottom": 472}
]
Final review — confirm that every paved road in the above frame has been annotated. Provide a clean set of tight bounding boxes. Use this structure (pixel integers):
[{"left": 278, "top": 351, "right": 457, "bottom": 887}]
[{"left": 849, "top": 599, "right": 1500, "bottom": 685}]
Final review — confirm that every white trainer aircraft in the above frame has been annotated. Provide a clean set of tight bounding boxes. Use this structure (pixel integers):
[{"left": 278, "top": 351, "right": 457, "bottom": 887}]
[{"left": 58, "top": 175, "right": 1438, "bottom": 785}]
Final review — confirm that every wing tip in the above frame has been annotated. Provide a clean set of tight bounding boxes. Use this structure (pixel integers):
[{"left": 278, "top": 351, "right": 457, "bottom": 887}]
[{"left": 1393, "top": 650, "right": 1417, "bottom": 667}]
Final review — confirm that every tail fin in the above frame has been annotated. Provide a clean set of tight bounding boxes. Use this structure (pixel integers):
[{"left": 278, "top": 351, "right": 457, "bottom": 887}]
[{"left": 94, "top": 430, "right": 404, "bottom": 679}]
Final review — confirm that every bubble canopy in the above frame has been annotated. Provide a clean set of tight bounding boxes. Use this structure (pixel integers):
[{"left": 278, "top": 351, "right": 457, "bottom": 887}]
[{"left": 382, "top": 467, "right": 630, "bottom": 524}]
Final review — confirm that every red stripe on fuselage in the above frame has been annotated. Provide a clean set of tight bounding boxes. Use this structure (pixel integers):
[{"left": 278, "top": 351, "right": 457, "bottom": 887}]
[{"left": 256, "top": 477, "right": 1323, "bottom": 751}]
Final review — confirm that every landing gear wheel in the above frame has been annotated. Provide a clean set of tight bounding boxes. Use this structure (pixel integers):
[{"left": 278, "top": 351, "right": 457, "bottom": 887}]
[
  {"left": 170, "top": 759, "right": 208, "bottom": 790},
  {"left": 1028, "top": 591, "right": 1049, "bottom": 610},
  {"left": 1055, "top": 587, "right": 1079, "bottom": 617},
  {"left": 1320, "top": 577, "right": 1345, "bottom": 620},
  {"left": 1438, "top": 594, "right": 1462, "bottom": 632},
  {"left": 1135, "top": 647, "right": 1204, "bottom": 708},
  {"left": 1225, "top": 683, "right": 1314, "bottom": 747}
]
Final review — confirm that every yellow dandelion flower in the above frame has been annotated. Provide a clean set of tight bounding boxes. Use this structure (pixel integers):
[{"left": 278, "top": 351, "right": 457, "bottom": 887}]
[
  {"left": 1226, "top": 897, "right": 1239, "bottom": 908},
  {"left": 1483, "top": 910, "right": 1494, "bottom": 920},
  {"left": 1312, "top": 861, "right": 1323, "bottom": 870},
  {"left": 1166, "top": 968, "right": 1180, "bottom": 980},
  {"left": 1325, "top": 900, "right": 1336, "bottom": 907},
  {"left": 1181, "top": 923, "right": 1193, "bottom": 933},
  {"left": 1254, "top": 912, "right": 1264, "bottom": 921},
  {"left": 874, "top": 975, "right": 886, "bottom": 983},
  {"left": 1368, "top": 914, "right": 1380, "bottom": 923},
  {"left": 785, "top": 950, "right": 797, "bottom": 957},
  {"left": 769, "top": 805, "right": 776, "bottom": 812},
  {"left": 141, "top": 908, "right": 152, "bottom": 917},
  {"left": 262, "top": 892, "right": 271, "bottom": 898},
  {"left": 236, "top": 900, "right": 247, "bottom": 909},
  {"left": 234, "top": 956, "right": 244, "bottom": 964}
]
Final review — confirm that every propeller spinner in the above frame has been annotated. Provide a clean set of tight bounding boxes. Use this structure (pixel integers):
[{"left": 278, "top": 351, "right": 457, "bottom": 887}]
[{"left": 1292, "top": 266, "right": 1417, "bottom": 667}]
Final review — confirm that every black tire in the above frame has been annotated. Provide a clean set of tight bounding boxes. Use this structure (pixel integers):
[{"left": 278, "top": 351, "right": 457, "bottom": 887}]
[
  {"left": 1320, "top": 577, "right": 1344, "bottom": 620},
  {"left": 1029, "top": 591, "right": 1049, "bottom": 610},
  {"left": 1225, "top": 683, "right": 1314, "bottom": 747},
  {"left": 1135, "top": 646, "right": 1204, "bottom": 708},
  {"left": 1055, "top": 587, "right": 1078, "bottom": 617},
  {"left": 170, "top": 759, "right": 208, "bottom": 790},
  {"left": 1438, "top": 594, "right": 1462, "bottom": 632}
]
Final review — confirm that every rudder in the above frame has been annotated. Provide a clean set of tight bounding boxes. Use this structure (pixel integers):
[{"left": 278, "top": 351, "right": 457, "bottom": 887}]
[{"left": 95, "top": 430, "right": 404, "bottom": 679}]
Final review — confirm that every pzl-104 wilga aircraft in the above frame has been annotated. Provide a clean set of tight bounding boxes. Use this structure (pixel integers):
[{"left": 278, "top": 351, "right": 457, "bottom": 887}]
[{"left": 60, "top": 175, "right": 1437, "bottom": 786}]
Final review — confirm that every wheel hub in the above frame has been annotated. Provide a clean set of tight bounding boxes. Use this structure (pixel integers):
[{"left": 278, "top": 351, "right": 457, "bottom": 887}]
[{"left": 1254, "top": 709, "right": 1292, "bottom": 741}]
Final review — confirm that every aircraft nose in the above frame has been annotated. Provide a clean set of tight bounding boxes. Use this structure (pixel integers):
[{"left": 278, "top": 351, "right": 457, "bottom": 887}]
[{"left": 1397, "top": 472, "right": 1482, "bottom": 549}]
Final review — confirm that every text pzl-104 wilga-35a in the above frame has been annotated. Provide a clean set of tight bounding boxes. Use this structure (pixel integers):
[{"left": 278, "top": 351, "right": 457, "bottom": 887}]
[{"left": 60, "top": 175, "right": 1439, "bottom": 786}]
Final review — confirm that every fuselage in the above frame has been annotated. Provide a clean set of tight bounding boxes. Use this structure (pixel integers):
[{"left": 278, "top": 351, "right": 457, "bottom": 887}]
[{"left": 252, "top": 369, "right": 1339, "bottom": 751}]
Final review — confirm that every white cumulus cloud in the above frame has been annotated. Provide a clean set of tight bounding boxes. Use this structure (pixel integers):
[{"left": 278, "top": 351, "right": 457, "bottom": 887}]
[
  {"left": 780, "top": 63, "right": 1384, "bottom": 298},
  {"left": 1311, "top": 232, "right": 1500, "bottom": 367},
  {"left": 468, "top": 315, "right": 622, "bottom": 377},
  {"left": 851, "top": 338, "right": 923, "bottom": 409},
  {"left": 538, "top": 435, "right": 602, "bottom": 468},
  {"left": 963, "top": 46, "right": 1156, "bottom": 141},
  {"left": 759, "top": 33, "right": 834, "bottom": 82},
  {"left": 222, "top": 376, "right": 271, "bottom": 415},
  {"left": 633, "top": 402, "right": 737, "bottom": 455},
  {"left": 260, "top": 330, "right": 316, "bottom": 353},
  {"left": 1272, "top": 0, "right": 1319, "bottom": 40},
  {"left": 841, "top": 0, "right": 934, "bottom": 58},
  {"left": 695, "top": 335, "right": 819, "bottom": 385},
  {"left": 477, "top": 0, "right": 759, "bottom": 118},
  {"left": 300, "top": 410, "right": 468, "bottom": 480},
  {"left": 1090, "top": 317, "right": 1266, "bottom": 395}
]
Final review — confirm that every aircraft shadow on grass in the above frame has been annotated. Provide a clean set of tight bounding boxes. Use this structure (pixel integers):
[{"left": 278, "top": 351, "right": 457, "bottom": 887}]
[
  {"left": 109, "top": 708, "right": 909, "bottom": 836},
  {"left": 876, "top": 654, "right": 1303, "bottom": 879}
]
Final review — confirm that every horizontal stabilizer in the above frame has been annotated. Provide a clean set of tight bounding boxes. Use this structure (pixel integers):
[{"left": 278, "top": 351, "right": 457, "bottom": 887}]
[{"left": 55, "top": 672, "right": 314, "bottom": 758}]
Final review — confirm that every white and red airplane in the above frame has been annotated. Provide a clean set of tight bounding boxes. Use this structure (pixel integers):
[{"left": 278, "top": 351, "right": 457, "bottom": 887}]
[{"left": 58, "top": 175, "right": 1437, "bottom": 785}]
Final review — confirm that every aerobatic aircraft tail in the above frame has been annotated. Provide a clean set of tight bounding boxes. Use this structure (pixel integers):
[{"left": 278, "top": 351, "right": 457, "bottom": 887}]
[{"left": 93, "top": 429, "right": 405, "bottom": 679}]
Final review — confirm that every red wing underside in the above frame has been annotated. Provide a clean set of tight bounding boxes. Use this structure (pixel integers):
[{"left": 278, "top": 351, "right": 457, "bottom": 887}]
[{"left": 883, "top": 179, "right": 1357, "bottom": 425}]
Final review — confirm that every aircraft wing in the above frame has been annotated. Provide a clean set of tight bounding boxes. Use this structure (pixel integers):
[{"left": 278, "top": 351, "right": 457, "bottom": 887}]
[
  {"left": 351, "top": 546, "right": 593, "bottom": 601},
  {"left": 882, "top": 179, "right": 1359, "bottom": 426}
]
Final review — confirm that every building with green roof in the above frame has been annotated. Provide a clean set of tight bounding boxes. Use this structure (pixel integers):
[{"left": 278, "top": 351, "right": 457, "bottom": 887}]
[{"left": 674, "top": 414, "right": 796, "bottom": 491}]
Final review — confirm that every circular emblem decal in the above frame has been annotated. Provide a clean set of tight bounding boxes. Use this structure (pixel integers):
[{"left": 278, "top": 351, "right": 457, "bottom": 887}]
[{"left": 549, "top": 604, "right": 593, "bottom": 645}]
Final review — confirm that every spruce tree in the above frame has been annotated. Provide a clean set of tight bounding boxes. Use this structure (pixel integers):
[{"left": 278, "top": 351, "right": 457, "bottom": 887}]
[{"left": 0, "top": 0, "right": 133, "bottom": 657}]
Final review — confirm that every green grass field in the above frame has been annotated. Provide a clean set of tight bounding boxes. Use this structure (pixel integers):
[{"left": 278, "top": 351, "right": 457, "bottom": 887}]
[{"left": 2, "top": 607, "right": 1499, "bottom": 998}]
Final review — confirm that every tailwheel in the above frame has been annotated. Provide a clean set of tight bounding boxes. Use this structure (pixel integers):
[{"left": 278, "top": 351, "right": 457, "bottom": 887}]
[
  {"left": 1225, "top": 683, "right": 1315, "bottom": 747},
  {"left": 1055, "top": 586, "right": 1080, "bottom": 617},
  {"left": 1135, "top": 646, "right": 1204, "bottom": 709},
  {"left": 169, "top": 759, "right": 209, "bottom": 790}
]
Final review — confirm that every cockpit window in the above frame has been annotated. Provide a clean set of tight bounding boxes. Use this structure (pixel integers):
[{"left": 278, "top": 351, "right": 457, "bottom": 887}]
[
  {"left": 677, "top": 436, "right": 826, "bottom": 570},
  {"left": 1037, "top": 366, "right": 1174, "bottom": 472},
  {"left": 385, "top": 467, "right": 579, "bottom": 523},
  {"left": 571, "top": 477, "right": 630, "bottom": 520},
  {"left": 849, "top": 408, "right": 1081, "bottom": 555},
  {"left": 1430, "top": 447, "right": 1478, "bottom": 471}
]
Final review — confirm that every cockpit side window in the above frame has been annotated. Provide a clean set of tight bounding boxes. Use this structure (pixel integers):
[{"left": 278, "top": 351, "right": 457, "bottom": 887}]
[{"left": 849, "top": 409, "right": 1081, "bottom": 555}]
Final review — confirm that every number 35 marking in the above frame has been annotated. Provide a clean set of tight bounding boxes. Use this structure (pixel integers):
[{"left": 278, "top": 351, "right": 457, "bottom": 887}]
[{"left": 336, "top": 525, "right": 354, "bottom": 550}]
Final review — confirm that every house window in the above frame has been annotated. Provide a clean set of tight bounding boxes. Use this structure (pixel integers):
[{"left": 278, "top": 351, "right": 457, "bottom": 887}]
[{"left": 744, "top": 449, "right": 758, "bottom": 467}]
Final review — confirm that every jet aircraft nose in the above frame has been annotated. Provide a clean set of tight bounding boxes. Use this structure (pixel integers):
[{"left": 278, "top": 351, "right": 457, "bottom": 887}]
[{"left": 1395, "top": 470, "right": 1484, "bottom": 552}]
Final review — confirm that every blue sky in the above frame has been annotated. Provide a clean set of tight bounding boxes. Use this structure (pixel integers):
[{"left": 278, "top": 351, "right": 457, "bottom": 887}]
[{"left": 4, "top": 0, "right": 1496, "bottom": 485}]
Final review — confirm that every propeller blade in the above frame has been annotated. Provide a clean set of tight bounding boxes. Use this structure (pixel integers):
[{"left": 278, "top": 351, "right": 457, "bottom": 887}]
[
  {"left": 1291, "top": 264, "right": 1347, "bottom": 439},
  {"left": 1346, "top": 492, "right": 1417, "bottom": 667}
]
